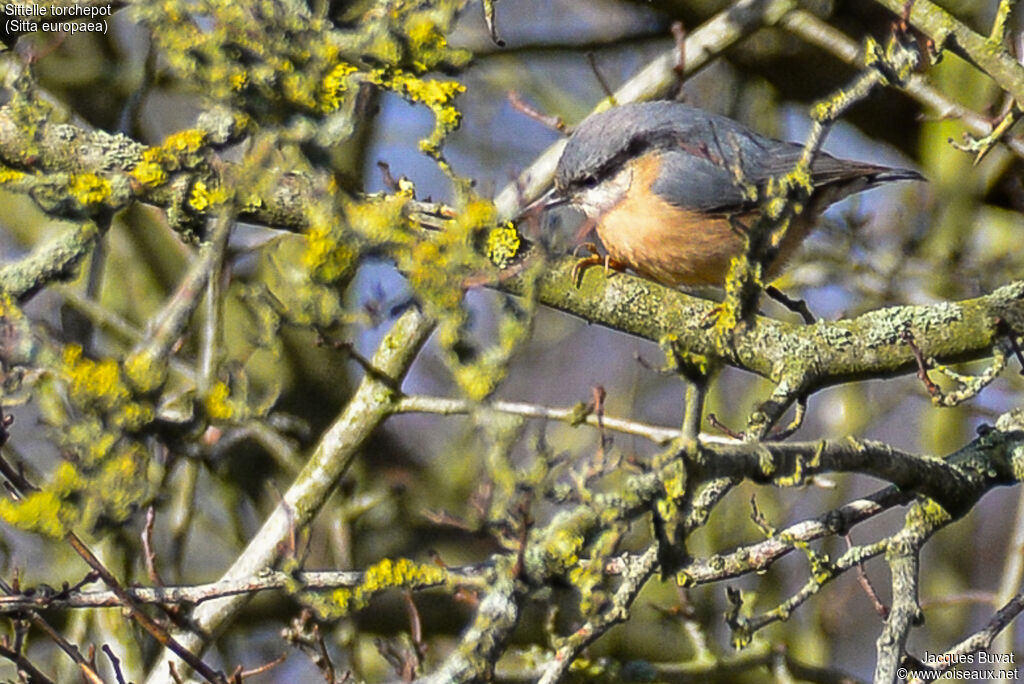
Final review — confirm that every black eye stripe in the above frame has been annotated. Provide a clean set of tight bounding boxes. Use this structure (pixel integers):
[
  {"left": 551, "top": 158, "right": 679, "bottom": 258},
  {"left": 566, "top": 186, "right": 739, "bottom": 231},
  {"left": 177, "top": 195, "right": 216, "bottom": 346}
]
[{"left": 565, "top": 135, "right": 654, "bottom": 191}]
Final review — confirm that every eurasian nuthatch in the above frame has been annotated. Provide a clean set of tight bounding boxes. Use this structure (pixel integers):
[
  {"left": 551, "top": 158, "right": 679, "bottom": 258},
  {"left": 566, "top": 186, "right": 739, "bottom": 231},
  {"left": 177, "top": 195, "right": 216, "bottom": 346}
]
[{"left": 546, "top": 101, "right": 924, "bottom": 287}]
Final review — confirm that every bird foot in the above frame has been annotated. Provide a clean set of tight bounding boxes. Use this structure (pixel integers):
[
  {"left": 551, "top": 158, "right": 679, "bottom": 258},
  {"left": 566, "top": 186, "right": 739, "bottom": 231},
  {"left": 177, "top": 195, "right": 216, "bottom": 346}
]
[{"left": 570, "top": 243, "right": 626, "bottom": 287}]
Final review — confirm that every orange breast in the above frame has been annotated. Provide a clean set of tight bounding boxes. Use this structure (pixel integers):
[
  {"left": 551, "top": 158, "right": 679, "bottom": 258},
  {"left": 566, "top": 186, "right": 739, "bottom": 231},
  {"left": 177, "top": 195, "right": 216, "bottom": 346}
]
[{"left": 595, "top": 153, "right": 816, "bottom": 287}]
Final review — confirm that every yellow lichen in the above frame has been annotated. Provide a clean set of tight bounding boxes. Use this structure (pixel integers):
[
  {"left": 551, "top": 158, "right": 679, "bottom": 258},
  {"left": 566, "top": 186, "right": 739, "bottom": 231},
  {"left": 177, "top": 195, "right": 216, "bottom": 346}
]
[
  {"left": 51, "top": 461, "right": 81, "bottom": 496},
  {"left": 316, "top": 558, "right": 447, "bottom": 618},
  {"left": 345, "top": 193, "right": 412, "bottom": 243},
  {"left": 130, "top": 159, "right": 168, "bottom": 188},
  {"left": 163, "top": 129, "right": 207, "bottom": 156},
  {"left": 123, "top": 350, "right": 168, "bottom": 394},
  {"left": 0, "top": 167, "right": 26, "bottom": 184},
  {"left": 69, "top": 173, "right": 112, "bottom": 207},
  {"left": 302, "top": 221, "right": 358, "bottom": 283},
  {"left": 73, "top": 427, "right": 115, "bottom": 466},
  {"left": 205, "top": 381, "right": 235, "bottom": 421},
  {"left": 62, "top": 344, "right": 129, "bottom": 410},
  {"left": 369, "top": 69, "right": 465, "bottom": 160},
  {"left": 116, "top": 400, "right": 156, "bottom": 432},
  {"left": 320, "top": 62, "right": 358, "bottom": 113},
  {"left": 0, "top": 490, "right": 69, "bottom": 538},
  {"left": 188, "top": 180, "right": 230, "bottom": 212}
]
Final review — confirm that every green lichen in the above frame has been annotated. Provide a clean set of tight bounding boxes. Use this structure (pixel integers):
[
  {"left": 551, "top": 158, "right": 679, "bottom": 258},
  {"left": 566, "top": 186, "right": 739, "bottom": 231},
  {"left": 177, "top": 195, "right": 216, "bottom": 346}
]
[
  {"left": 525, "top": 508, "right": 598, "bottom": 578},
  {"left": 725, "top": 589, "right": 754, "bottom": 649},
  {"left": 774, "top": 441, "right": 824, "bottom": 487},
  {"left": 0, "top": 293, "right": 38, "bottom": 365}
]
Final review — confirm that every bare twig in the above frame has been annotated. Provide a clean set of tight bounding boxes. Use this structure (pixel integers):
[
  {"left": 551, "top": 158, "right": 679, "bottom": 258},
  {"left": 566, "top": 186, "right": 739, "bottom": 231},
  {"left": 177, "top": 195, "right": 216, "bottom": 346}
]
[
  {"left": 585, "top": 51, "right": 616, "bottom": 103},
  {"left": 142, "top": 507, "right": 165, "bottom": 587},
  {"left": 507, "top": 91, "right": 566, "bottom": 132},
  {"left": 902, "top": 327, "right": 941, "bottom": 397},
  {"left": 102, "top": 645, "right": 129, "bottom": 684},
  {"left": 765, "top": 285, "right": 816, "bottom": 324},
  {"left": 536, "top": 546, "right": 659, "bottom": 684},
  {"left": 235, "top": 654, "right": 287, "bottom": 680},
  {"left": 785, "top": 10, "right": 1024, "bottom": 161},
  {"left": 848, "top": 534, "right": 889, "bottom": 619},
  {"left": 393, "top": 394, "right": 684, "bottom": 445},
  {"left": 65, "top": 531, "right": 227, "bottom": 684},
  {"left": 936, "top": 592, "right": 1024, "bottom": 673},
  {"left": 144, "top": 309, "right": 435, "bottom": 684},
  {"left": 0, "top": 641, "right": 55, "bottom": 684}
]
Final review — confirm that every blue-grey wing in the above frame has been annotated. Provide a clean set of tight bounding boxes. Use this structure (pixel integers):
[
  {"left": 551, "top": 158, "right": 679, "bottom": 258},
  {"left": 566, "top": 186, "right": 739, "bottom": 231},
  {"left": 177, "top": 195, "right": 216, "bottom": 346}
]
[
  {"left": 560, "top": 101, "right": 921, "bottom": 212},
  {"left": 648, "top": 146, "right": 754, "bottom": 213},
  {"left": 650, "top": 138, "right": 915, "bottom": 213}
]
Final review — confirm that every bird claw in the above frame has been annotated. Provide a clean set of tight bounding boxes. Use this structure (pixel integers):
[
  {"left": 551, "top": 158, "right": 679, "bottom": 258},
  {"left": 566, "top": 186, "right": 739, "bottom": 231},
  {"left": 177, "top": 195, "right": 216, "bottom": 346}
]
[
  {"left": 699, "top": 305, "right": 722, "bottom": 328},
  {"left": 570, "top": 243, "right": 625, "bottom": 288}
]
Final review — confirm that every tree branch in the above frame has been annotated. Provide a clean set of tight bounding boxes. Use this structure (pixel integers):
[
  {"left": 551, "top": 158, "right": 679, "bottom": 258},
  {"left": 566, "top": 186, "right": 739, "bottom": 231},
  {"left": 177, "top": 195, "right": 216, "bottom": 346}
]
[
  {"left": 502, "top": 254, "right": 1024, "bottom": 399},
  {"left": 143, "top": 307, "right": 435, "bottom": 684},
  {"left": 870, "top": 0, "right": 1024, "bottom": 104},
  {"left": 781, "top": 9, "right": 1024, "bottom": 160}
]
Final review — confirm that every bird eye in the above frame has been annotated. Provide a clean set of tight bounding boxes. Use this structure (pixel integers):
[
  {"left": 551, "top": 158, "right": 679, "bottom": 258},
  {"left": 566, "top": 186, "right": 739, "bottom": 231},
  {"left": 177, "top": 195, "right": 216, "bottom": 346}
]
[{"left": 580, "top": 175, "right": 598, "bottom": 189}]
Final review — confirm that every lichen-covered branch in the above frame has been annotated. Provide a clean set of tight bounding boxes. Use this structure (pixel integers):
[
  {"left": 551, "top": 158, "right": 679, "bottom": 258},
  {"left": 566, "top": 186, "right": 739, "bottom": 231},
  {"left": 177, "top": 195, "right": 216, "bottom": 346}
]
[
  {"left": 502, "top": 253, "right": 1024, "bottom": 400},
  {"left": 870, "top": 0, "right": 1024, "bottom": 104},
  {"left": 693, "top": 435, "right": 1018, "bottom": 517},
  {"left": 781, "top": 9, "right": 1024, "bottom": 160},
  {"left": 937, "top": 591, "right": 1024, "bottom": 673},
  {"left": 0, "top": 219, "right": 105, "bottom": 301},
  {"left": 536, "top": 546, "right": 659, "bottom": 684},
  {"left": 0, "top": 563, "right": 492, "bottom": 613},
  {"left": 415, "top": 557, "right": 521, "bottom": 684},
  {"left": 679, "top": 486, "right": 910, "bottom": 585},
  {"left": 143, "top": 307, "right": 435, "bottom": 684},
  {"left": 732, "top": 538, "right": 890, "bottom": 646},
  {"left": 875, "top": 503, "right": 938, "bottom": 683}
]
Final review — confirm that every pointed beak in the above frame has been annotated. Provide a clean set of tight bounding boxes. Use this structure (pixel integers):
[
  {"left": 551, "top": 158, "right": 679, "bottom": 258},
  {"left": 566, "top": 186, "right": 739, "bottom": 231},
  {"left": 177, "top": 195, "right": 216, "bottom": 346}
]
[{"left": 515, "top": 186, "right": 568, "bottom": 220}]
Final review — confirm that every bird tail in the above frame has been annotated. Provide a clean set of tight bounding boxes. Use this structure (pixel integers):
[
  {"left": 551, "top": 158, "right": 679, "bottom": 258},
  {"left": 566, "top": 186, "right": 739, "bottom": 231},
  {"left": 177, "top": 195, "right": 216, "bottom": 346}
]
[
  {"left": 811, "top": 163, "right": 924, "bottom": 209},
  {"left": 868, "top": 167, "right": 926, "bottom": 184}
]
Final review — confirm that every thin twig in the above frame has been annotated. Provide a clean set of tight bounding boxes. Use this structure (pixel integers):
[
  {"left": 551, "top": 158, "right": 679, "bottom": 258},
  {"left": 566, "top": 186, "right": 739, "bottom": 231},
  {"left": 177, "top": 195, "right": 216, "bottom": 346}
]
[
  {"left": 0, "top": 642, "right": 55, "bottom": 684},
  {"left": 537, "top": 547, "right": 659, "bottom": 684},
  {"left": 393, "top": 394, "right": 684, "bottom": 445},
  {"left": 781, "top": 8, "right": 1024, "bottom": 159},
  {"left": 847, "top": 534, "right": 889, "bottom": 619},
  {"left": 144, "top": 309, "right": 435, "bottom": 683},
  {"left": 902, "top": 327, "right": 941, "bottom": 397},
  {"left": 65, "top": 531, "right": 227, "bottom": 683},
  {"left": 507, "top": 91, "right": 566, "bottom": 132},
  {"left": 585, "top": 51, "right": 616, "bottom": 103}
]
